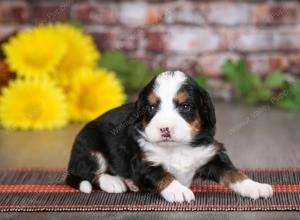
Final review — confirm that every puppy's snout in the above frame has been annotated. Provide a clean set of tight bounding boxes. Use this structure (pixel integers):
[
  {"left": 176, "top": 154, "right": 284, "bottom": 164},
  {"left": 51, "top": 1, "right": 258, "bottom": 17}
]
[{"left": 160, "top": 127, "right": 172, "bottom": 139}]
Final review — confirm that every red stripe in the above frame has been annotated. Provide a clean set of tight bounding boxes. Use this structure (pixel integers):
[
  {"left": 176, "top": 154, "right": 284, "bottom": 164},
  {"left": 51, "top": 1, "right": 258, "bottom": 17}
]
[
  {"left": 0, "top": 168, "right": 299, "bottom": 172},
  {"left": 0, "top": 185, "right": 77, "bottom": 193},
  {"left": 0, "top": 184, "right": 299, "bottom": 193},
  {"left": 0, "top": 204, "right": 299, "bottom": 210}
]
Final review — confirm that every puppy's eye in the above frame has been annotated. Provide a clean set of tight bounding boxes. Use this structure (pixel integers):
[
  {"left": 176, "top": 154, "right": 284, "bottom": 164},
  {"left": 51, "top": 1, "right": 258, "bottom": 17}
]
[
  {"left": 147, "top": 105, "right": 157, "bottom": 114},
  {"left": 178, "top": 104, "right": 191, "bottom": 112}
]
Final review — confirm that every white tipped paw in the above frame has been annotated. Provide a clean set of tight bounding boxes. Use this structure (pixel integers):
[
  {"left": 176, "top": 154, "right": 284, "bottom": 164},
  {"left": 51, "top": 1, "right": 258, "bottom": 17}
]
[
  {"left": 160, "top": 180, "right": 195, "bottom": 203},
  {"left": 79, "top": 180, "right": 92, "bottom": 194},
  {"left": 99, "top": 174, "right": 127, "bottom": 193},
  {"left": 231, "top": 179, "right": 273, "bottom": 200}
]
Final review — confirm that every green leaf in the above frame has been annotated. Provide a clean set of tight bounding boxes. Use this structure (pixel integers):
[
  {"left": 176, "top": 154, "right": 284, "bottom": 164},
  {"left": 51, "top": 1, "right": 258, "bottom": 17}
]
[
  {"left": 276, "top": 80, "right": 300, "bottom": 111},
  {"left": 222, "top": 59, "right": 236, "bottom": 81},
  {"left": 152, "top": 67, "right": 165, "bottom": 76},
  {"left": 292, "top": 81, "right": 300, "bottom": 95},
  {"left": 97, "top": 51, "right": 155, "bottom": 91},
  {"left": 291, "top": 81, "right": 300, "bottom": 109},
  {"left": 67, "top": 20, "right": 84, "bottom": 30},
  {"left": 222, "top": 58, "right": 253, "bottom": 98},
  {"left": 265, "top": 70, "right": 285, "bottom": 88},
  {"left": 194, "top": 75, "right": 208, "bottom": 89},
  {"left": 277, "top": 99, "right": 299, "bottom": 111},
  {"left": 222, "top": 58, "right": 300, "bottom": 111}
]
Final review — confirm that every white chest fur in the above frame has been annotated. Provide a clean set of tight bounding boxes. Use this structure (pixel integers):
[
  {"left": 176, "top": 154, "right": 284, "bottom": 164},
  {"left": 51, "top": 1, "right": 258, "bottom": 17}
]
[{"left": 138, "top": 139, "right": 217, "bottom": 187}]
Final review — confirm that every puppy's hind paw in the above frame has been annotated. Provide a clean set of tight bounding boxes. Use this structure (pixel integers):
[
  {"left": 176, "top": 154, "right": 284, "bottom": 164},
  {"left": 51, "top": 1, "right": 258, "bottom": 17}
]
[{"left": 99, "top": 174, "right": 127, "bottom": 193}]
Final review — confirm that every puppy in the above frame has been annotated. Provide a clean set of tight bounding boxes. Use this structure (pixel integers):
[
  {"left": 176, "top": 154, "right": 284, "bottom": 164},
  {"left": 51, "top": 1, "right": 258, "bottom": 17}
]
[{"left": 66, "top": 71, "right": 273, "bottom": 203}]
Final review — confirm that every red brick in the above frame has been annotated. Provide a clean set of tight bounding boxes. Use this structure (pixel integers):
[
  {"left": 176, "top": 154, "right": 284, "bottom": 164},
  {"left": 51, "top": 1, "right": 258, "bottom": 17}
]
[
  {"left": 288, "top": 54, "right": 300, "bottom": 75},
  {"left": 164, "top": 1, "right": 204, "bottom": 25},
  {"left": 112, "top": 29, "right": 139, "bottom": 51},
  {"left": 166, "top": 28, "right": 220, "bottom": 54},
  {"left": 145, "top": 31, "right": 166, "bottom": 52},
  {"left": 0, "top": 27, "right": 17, "bottom": 45},
  {"left": 252, "top": 2, "right": 299, "bottom": 25},
  {"left": 31, "top": 2, "right": 71, "bottom": 24},
  {"left": 290, "top": 54, "right": 300, "bottom": 66},
  {"left": 247, "top": 55, "right": 272, "bottom": 75},
  {"left": 91, "top": 29, "right": 138, "bottom": 51},
  {"left": 120, "top": 2, "right": 147, "bottom": 27},
  {"left": 234, "top": 29, "right": 274, "bottom": 52},
  {"left": 165, "top": 56, "right": 198, "bottom": 75},
  {"left": 91, "top": 32, "right": 113, "bottom": 51},
  {"left": 71, "top": 2, "right": 118, "bottom": 25},
  {"left": 198, "top": 53, "right": 239, "bottom": 77},
  {"left": 119, "top": 3, "right": 162, "bottom": 26},
  {"left": 218, "top": 28, "right": 239, "bottom": 51},
  {"left": 269, "top": 56, "right": 289, "bottom": 70},
  {"left": 247, "top": 54, "right": 293, "bottom": 75},
  {"left": 145, "top": 7, "right": 162, "bottom": 25},
  {"left": 247, "top": 55, "right": 291, "bottom": 75},
  {"left": 275, "top": 29, "right": 300, "bottom": 51},
  {"left": 232, "top": 27, "right": 300, "bottom": 53},
  {"left": 0, "top": 1, "right": 29, "bottom": 24},
  {"left": 133, "top": 54, "right": 165, "bottom": 70},
  {"left": 206, "top": 2, "right": 250, "bottom": 25}
]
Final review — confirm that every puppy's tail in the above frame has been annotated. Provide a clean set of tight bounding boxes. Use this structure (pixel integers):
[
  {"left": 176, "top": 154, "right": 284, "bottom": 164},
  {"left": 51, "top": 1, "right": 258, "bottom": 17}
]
[{"left": 66, "top": 174, "right": 93, "bottom": 194}]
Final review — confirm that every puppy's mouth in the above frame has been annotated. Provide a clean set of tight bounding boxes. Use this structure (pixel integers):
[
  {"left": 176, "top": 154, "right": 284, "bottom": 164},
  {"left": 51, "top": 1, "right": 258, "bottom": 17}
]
[
  {"left": 160, "top": 139, "right": 175, "bottom": 143},
  {"left": 157, "top": 138, "right": 179, "bottom": 145}
]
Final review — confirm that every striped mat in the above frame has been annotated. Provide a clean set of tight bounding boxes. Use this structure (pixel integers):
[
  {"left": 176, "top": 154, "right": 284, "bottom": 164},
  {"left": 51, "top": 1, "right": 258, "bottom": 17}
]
[{"left": 0, "top": 168, "right": 299, "bottom": 212}]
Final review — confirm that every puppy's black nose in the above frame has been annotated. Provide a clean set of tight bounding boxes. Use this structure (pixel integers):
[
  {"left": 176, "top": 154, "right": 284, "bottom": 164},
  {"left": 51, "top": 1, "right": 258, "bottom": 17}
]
[{"left": 160, "top": 127, "right": 171, "bottom": 138}]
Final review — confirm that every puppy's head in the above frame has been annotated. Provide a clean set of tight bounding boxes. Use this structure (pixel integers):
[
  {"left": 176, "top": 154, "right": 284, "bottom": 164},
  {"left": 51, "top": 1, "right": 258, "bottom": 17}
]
[{"left": 136, "top": 71, "right": 216, "bottom": 145}]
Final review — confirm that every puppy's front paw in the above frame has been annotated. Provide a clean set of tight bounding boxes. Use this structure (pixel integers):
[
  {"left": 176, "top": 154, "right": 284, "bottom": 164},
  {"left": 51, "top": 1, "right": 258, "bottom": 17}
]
[
  {"left": 99, "top": 174, "right": 127, "bottom": 193},
  {"left": 230, "top": 179, "right": 273, "bottom": 200},
  {"left": 160, "top": 180, "right": 195, "bottom": 203}
]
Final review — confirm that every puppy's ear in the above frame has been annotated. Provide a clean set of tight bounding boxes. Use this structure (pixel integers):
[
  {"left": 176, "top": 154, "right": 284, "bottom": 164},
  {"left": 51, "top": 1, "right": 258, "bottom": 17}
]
[
  {"left": 195, "top": 85, "right": 216, "bottom": 133},
  {"left": 135, "top": 77, "right": 157, "bottom": 115},
  {"left": 135, "top": 89, "right": 146, "bottom": 118}
]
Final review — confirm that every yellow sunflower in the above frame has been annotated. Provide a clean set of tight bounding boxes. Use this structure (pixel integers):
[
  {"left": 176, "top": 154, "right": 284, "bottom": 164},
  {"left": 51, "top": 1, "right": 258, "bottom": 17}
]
[
  {"left": 0, "top": 77, "right": 68, "bottom": 130},
  {"left": 68, "top": 68, "right": 126, "bottom": 122},
  {"left": 53, "top": 24, "right": 100, "bottom": 85},
  {"left": 2, "top": 25, "right": 66, "bottom": 78}
]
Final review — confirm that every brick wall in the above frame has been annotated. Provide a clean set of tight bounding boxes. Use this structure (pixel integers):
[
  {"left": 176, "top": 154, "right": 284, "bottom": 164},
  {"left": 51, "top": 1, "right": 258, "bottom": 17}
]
[{"left": 1, "top": 0, "right": 300, "bottom": 79}]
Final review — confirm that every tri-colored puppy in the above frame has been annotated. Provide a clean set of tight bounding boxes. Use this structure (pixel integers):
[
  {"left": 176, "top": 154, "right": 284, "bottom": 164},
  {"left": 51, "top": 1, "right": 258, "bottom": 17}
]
[{"left": 66, "top": 71, "right": 273, "bottom": 202}]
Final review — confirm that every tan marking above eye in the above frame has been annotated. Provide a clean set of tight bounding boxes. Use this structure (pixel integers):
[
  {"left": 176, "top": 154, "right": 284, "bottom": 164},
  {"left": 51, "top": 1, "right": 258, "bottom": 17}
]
[
  {"left": 175, "top": 91, "right": 189, "bottom": 104},
  {"left": 148, "top": 93, "right": 159, "bottom": 105},
  {"left": 191, "top": 117, "right": 201, "bottom": 136}
]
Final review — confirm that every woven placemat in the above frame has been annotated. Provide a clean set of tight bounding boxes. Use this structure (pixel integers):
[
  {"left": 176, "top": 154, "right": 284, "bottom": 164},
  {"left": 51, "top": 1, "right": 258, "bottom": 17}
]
[{"left": 0, "top": 168, "right": 299, "bottom": 212}]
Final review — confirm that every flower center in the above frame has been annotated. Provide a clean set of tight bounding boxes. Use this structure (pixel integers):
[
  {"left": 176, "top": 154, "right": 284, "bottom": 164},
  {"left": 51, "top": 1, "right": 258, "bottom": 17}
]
[
  {"left": 25, "top": 103, "right": 43, "bottom": 120},
  {"left": 79, "top": 94, "right": 96, "bottom": 110},
  {"left": 25, "top": 54, "right": 46, "bottom": 68}
]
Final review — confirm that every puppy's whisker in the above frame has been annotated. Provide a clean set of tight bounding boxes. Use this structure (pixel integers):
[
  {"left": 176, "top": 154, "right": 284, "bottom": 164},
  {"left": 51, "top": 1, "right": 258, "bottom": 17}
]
[{"left": 136, "top": 128, "right": 149, "bottom": 141}]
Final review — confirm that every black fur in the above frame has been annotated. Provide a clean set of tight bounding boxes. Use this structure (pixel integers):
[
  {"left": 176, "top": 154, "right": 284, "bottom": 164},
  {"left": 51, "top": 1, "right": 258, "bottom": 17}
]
[
  {"left": 66, "top": 103, "right": 169, "bottom": 192},
  {"left": 66, "top": 72, "right": 237, "bottom": 193}
]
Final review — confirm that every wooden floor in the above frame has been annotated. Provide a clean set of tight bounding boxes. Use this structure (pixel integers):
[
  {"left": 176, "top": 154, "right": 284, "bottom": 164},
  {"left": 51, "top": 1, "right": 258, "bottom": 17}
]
[{"left": 0, "top": 101, "right": 299, "bottom": 219}]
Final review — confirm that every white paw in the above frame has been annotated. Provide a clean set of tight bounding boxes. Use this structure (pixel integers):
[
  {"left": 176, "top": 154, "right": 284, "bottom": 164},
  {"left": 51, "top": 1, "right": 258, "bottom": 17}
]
[
  {"left": 99, "top": 174, "right": 127, "bottom": 193},
  {"left": 230, "top": 179, "right": 273, "bottom": 200},
  {"left": 79, "top": 180, "right": 92, "bottom": 194},
  {"left": 160, "top": 180, "right": 195, "bottom": 203}
]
